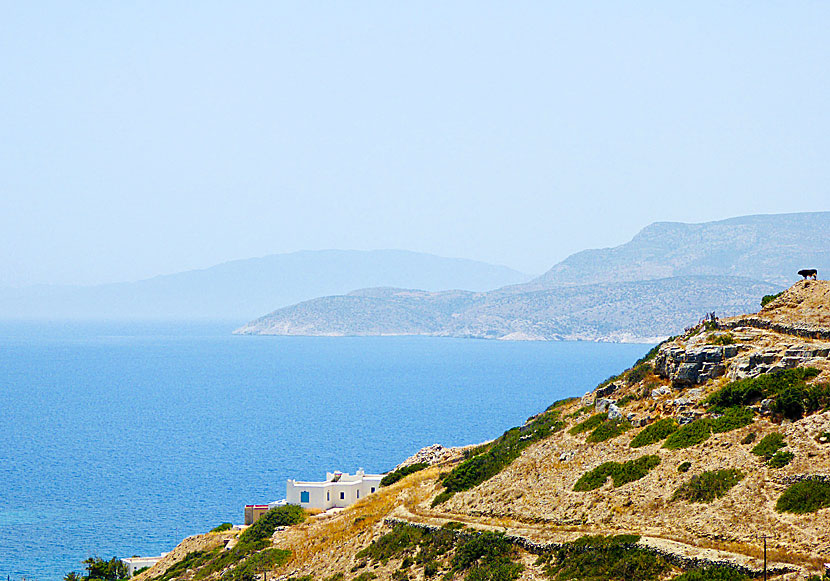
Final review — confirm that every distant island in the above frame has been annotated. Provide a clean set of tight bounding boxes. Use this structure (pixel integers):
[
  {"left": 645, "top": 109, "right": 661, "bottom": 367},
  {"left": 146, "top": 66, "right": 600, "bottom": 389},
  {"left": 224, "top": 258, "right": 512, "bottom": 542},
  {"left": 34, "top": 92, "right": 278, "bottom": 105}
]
[
  {"left": 0, "top": 250, "right": 529, "bottom": 321},
  {"left": 236, "top": 211, "right": 830, "bottom": 342}
]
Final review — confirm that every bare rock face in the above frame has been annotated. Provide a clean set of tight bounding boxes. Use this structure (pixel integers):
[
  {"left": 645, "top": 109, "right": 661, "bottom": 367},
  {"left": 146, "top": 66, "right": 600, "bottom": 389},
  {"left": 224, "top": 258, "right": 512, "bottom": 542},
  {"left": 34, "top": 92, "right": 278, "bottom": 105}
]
[
  {"left": 655, "top": 344, "right": 738, "bottom": 386},
  {"left": 396, "top": 444, "right": 463, "bottom": 468}
]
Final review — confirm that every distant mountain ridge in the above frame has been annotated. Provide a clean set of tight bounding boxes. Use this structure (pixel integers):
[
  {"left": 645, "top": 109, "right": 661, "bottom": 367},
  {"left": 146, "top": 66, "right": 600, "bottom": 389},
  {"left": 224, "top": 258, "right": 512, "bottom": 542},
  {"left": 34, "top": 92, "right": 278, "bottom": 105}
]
[
  {"left": 0, "top": 250, "right": 530, "bottom": 321},
  {"left": 527, "top": 212, "right": 830, "bottom": 289},
  {"left": 236, "top": 212, "right": 830, "bottom": 341}
]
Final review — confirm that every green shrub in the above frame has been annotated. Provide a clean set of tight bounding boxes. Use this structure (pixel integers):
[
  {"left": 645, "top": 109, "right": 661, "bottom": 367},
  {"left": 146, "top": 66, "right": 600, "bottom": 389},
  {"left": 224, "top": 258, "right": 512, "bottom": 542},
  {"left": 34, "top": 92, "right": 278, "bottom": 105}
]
[
  {"left": 452, "top": 532, "right": 514, "bottom": 570},
  {"left": 818, "top": 431, "right": 830, "bottom": 443},
  {"left": 705, "top": 368, "right": 820, "bottom": 411},
  {"left": 221, "top": 548, "right": 292, "bottom": 581},
  {"left": 633, "top": 339, "right": 671, "bottom": 367},
  {"left": 440, "top": 408, "right": 565, "bottom": 494},
  {"left": 423, "top": 561, "right": 440, "bottom": 578},
  {"left": 707, "top": 333, "right": 735, "bottom": 346},
  {"left": 768, "top": 451, "right": 794, "bottom": 468},
  {"left": 356, "top": 524, "right": 424, "bottom": 562},
  {"left": 352, "top": 573, "right": 376, "bottom": 581},
  {"left": 710, "top": 407, "right": 754, "bottom": 433},
  {"left": 546, "top": 397, "right": 579, "bottom": 411},
  {"left": 630, "top": 418, "right": 678, "bottom": 448},
  {"left": 751, "top": 433, "right": 785, "bottom": 460},
  {"left": 464, "top": 559, "right": 523, "bottom": 581},
  {"left": 626, "top": 363, "right": 653, "bottom": 386},
  {"left": 569, "top": 413, "right": 606, "bottom": 435},
  {"left": 678, "top": 461, "right": 691, "bottom": 473},
  {"left": 431, "top": 491, "right": 454, "bottom": 507},
  {"left": 672, "top": 566, "right": 750, "bottom": 580},
  {"left": 154, "top": 550, "right": 220, "bottom": 581},
  {"left": 210, "top": 522, "right": 233, "bottom": 533},
  {"left": 672, "top": 469, "right": 744, "bottom": 503},
  {"left": 463, "top": 443, "right": 491, "bottom": 459},
  {"left": 663, "top": 419, "right": 713, "bottom": 450},
  {"left": 776, "top": 480, "right": 830, "bottom": 513},
  {"left": 239, "top": 505, "right": 307, "bottom": 544},
  {"left": 573, "top": 456, "right": 660, "bottom": 491},
  {"left": 381, "top": 463, "right": 429, "bottom": 487},
  {"left": 587, "top": 419, "right": 631, "bottom": 443},
  {"left": 536, "top": 534, "right": 667, "bottom": 581},
  {"left": 761, "top": 291, "right": 784, "bottom": 307},
  {"left": 324, "top": 575, "right": 345, "bottom": 581},
  {"left": 774, "top": 382, "right": 830, "bottom": 420},
  {"left": 740, "top": 432, "right": 757, "bottom": 445},
  {"left": 616, "top": 394, "right": 638, "bottom": 407}
]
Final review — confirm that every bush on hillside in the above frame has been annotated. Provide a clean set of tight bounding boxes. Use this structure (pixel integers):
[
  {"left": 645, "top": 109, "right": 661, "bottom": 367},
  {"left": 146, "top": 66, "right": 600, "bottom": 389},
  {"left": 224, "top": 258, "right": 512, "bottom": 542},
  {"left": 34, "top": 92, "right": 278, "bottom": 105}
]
[
  {"left": 630, "top": 418, "right": 678, "bottom": 448},
  {"left": 210, "top": 522, "right": 233, "bottom": 533},
  {"left": 663, "top": 419, "right": 713, "bottom": 450},
  {"left": 761, "top": 291, "right": 784, "bottom": 307},
  {"left": 573, "top": 456, "right": 660, "bottom": 491},
  {"left": 707, "top": 333, "right": 735, "bottom": 346},
  {"left": 536, "top": 534, "right": 667, "bottom": 581},
  {"left": 239, "top": 504, "right": 307, "bottom": 544},
  {"left": 751, "top": 433, "right": 785, "bottom": 460},
  {"left": 767, "top": 451, "right": 795, "bottom": 468},
  {"left": 626, "top": 363, "right": 652, "bottom": 386},
  {"left": 710, "top": 407, "right": 755, "bottom": 433},
  {"left": 438, "top": 407, "right": 565, "bottom": 496},
  {"left": 381, "top": 463, "right": 429, "bottom": 487},
  {"left": 776, "top": 480, "right": 830, "bottom": 513},
  {"left": 587, "top": 419, "right": 632, "bottom": 443},
  {"left": 569, "top": 413, "right": 606, "bottom": 435},
  {"left": 741, "top": 432, "right": 757, "bottom": 445},
  {"left": 678, "top": 461, "right": 692, "bottom": 473},
  {"left": 672, "top": 469, "right": 744, "bottom": 503},
  {"left": 773, "top": 382, "right": 830, "bottom": 420},
  {"left": 705, "top": 368, "right": 820, "bottom": 412}
]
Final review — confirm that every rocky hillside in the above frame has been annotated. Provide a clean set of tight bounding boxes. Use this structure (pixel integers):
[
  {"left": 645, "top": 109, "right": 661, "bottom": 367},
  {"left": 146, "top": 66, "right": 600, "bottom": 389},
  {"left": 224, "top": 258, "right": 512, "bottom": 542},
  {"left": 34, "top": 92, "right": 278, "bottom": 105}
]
[
  {"left": 236, "top": 212, "right": 829, "bottom": 341},
  {"left": 142, "top": 280, "right": 830, "bottom": 581}
]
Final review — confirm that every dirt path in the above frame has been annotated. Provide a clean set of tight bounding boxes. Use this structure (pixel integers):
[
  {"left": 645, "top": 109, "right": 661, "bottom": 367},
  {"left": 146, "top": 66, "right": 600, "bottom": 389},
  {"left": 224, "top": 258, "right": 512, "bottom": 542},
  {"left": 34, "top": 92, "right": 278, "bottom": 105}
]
[{"left": 392, "top": 502, "right": 803, "bottom": 578}]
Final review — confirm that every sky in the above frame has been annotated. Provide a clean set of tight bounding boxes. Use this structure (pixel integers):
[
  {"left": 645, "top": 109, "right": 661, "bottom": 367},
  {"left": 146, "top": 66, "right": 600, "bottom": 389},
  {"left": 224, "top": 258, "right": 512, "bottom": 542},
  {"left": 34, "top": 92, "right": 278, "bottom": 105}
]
[{"left": 1, "top": 2, "right": 829, "bottom": 286}]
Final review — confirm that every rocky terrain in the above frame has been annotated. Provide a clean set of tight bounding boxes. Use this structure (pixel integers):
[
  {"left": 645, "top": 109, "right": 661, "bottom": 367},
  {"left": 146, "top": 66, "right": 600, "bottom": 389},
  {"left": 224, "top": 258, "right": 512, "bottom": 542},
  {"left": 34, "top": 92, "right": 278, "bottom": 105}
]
[
  {"left": 236, "top": 212, "right": 830, "bottom": 341},
  {"left": 142, "top": 281, "right": 830, "bottom": 581}
]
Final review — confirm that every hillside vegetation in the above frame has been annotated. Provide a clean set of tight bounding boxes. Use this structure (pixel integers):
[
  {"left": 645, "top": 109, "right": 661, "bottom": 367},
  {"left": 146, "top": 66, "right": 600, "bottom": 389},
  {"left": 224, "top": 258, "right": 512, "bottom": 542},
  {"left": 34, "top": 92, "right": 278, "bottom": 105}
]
[{"left": 141, "top": 280, "right": 830, "bottom": 581}]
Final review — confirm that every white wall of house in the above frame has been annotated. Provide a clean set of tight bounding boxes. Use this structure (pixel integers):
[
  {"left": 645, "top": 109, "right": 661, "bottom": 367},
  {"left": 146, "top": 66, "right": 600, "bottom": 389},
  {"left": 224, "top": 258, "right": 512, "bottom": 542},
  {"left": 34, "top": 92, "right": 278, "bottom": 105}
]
[
  {"left": 121, "top": 555, "right": 165, "bottom": 577},
  {"left": 286, "top": 469, "right": 383, "bottom": 511}
]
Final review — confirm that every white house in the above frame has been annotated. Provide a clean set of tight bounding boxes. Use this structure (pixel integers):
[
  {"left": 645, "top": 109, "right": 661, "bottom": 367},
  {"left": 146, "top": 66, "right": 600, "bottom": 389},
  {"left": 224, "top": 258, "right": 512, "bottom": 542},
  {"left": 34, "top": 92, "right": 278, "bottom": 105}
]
[
  {"left": 121, "top": 555, "right": 166, "bottom": 577},
  {"left": 286, "top": 469, "right": 383, "bottom": 511}
]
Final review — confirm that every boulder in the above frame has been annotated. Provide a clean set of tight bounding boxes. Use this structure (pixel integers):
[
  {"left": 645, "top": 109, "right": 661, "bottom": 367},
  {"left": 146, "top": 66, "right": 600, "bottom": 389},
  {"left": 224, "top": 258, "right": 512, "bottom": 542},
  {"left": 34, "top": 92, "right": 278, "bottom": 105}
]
[{"left": 595, "top": 398, "right": 613, "bottom": 413}]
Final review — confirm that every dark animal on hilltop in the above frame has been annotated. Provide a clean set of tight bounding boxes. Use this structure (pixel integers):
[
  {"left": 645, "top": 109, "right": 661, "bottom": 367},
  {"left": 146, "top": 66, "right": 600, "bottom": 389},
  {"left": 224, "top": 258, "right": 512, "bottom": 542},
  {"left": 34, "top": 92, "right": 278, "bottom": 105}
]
[{"left": 798, "top": 269, "right": 818, "bottom": 280}]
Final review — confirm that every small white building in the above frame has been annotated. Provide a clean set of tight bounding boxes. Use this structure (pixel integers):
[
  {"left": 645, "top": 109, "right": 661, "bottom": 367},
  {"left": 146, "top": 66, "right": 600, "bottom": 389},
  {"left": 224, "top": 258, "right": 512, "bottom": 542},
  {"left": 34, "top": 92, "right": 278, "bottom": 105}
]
[
  {"left": 121, "top": 555, "right": 166, "bottom": 577},
  {"left": 286, "top": 469, "right": 383, "bottom": 511}
]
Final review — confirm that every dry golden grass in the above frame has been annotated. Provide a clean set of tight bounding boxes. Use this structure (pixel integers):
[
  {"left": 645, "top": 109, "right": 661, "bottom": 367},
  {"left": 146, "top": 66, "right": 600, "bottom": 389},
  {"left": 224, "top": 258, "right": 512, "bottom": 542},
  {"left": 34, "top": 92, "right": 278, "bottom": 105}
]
[{"left": 276, "top": 466, "right": 441, "bottom": 575}]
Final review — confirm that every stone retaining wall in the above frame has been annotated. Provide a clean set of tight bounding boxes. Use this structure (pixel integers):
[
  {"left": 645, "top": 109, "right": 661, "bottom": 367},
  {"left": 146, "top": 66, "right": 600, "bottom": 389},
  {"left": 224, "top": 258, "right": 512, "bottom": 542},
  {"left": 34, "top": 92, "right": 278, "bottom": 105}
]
[
  {"left": 724, "top": 317, "right": 830, "bottom": 341},
  {"left": 773, "top": 473, "right": 830, "bottom": 486},
  {"left": 382, "top": 517, "right": 796, "bottom": 577}
]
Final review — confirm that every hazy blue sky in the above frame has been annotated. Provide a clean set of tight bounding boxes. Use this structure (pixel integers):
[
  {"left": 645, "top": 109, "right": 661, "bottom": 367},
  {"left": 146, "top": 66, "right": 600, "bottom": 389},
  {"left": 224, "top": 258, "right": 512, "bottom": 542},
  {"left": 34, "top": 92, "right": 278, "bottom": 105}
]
[{"left": 2, "top": 2, "right": 828, "bottom": 286}]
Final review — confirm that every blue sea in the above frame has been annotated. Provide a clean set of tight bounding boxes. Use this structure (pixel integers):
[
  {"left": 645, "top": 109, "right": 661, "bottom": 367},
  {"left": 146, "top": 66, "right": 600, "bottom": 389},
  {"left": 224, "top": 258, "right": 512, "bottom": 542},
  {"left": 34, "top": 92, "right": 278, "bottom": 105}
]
[{"left": 0, "top": 321, "right": 650, "bottom": 580}]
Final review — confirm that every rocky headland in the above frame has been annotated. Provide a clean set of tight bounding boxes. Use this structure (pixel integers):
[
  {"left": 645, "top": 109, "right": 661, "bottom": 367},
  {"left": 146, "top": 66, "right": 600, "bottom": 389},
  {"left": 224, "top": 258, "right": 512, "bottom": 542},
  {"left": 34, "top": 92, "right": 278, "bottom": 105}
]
[{"left": 140, "top": 280, "right": 830, "bottom": 581}]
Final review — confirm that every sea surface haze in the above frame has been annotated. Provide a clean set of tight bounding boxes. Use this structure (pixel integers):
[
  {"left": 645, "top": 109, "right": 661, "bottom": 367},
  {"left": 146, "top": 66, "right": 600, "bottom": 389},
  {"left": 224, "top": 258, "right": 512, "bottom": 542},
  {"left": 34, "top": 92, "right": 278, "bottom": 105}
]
[{"left": 0, "top": 321, "right": 650, "bottom": 580}]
